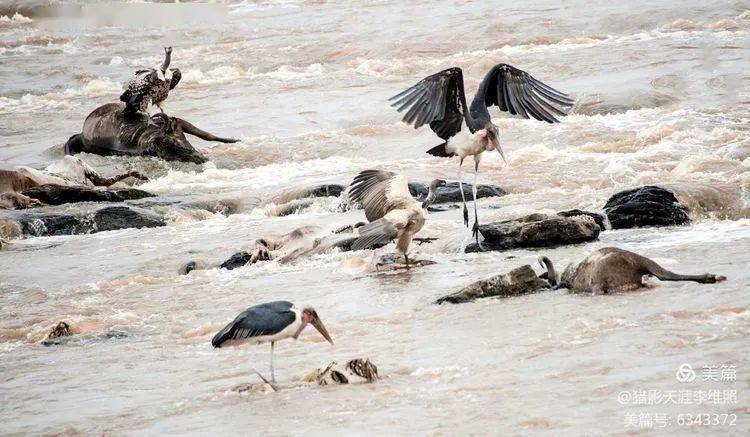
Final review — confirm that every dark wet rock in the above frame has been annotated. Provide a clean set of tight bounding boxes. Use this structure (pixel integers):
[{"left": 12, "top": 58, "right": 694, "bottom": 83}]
[
  {"left": 93, "top": 206, "right": 164, "bottom": 232},
  {"left": 22, "top": 184, "right": 154, "bottom": 205},
  {"left": 603, "top": 185, "right": 689, "bottom": 229},
  {"left": 272, "top": 184, "right": 346, "bottom": 204},
  {"left": 558, "top": 209, "right": 608, "bottom": 230},
  {"left": 374, "top": 253, "right": 436, "bottom": 270},
  {"left": 306, "top": 184, "right": 345, "bottom": 198},
  {"left": 220, "top": 251, "right": 252, "bottom": 270},
  {"left": 19, "top": 212, "right": 83, "bottom": 236},
  {"left": 0, "top": 205, "right": 165, "bottom": 237},
  {"left": 435, "top": 265, "right": 550, "bottom": 304},
  {"left": 181, "top": 261, "right": 197, "bottom": 275},
  {"left": 130, "top": 197, "right": 239, "bottom": 216},
  {"left": 465, "top": 213, "right": 600, "bottom": 253},
  {"left": 269, "top": 198, "right": 317, "bottom": 217},
  {"left": 408, "top": 181, "right": 505, "bottom": 204}
]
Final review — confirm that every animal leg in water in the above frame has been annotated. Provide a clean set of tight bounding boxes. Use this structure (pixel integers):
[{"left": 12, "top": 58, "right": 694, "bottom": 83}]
[
  {"left": 173, "top": 117, "right": 239, "bottom": 143},
  {"left": 457, "top": 157, "right": 468, "bottom": 227},
  {"left": 271, "top": 341, "right": 276, "bottom": 383},
  {"left": 471, "top": 158, "right": 481, "bottom": 246},
  {"left": 643, "top": 257, "right": 726, "bottom": 284}
]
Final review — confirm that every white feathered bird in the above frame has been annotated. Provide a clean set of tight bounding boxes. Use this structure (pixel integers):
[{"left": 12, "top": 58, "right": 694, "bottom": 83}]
[{"left": 348, "top": 170, "right": 445, "bottom": 267}]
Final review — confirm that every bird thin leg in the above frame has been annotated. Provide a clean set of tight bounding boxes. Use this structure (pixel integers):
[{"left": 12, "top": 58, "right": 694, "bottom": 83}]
[
  {"left": 457, "top": 157, "right": 468, "bottom": 227},
  {"left": 270, "top": 341, "right": 276, "bottom": 383},
  {"left": 403, "top": 252, "right": 410, "bottom": 269},
  {"left": 472, "top": 160, "right": 481, "bottom": 246}
]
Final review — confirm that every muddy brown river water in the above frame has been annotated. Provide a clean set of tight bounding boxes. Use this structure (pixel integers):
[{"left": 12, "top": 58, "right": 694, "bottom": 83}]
[{"left": 1, "top": 0, "right": 749, "bottom": 435}]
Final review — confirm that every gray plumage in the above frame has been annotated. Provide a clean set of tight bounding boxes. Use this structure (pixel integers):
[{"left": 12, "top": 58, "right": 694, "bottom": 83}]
[{"left": 212, "top": 301, "right": 295, "bottom": 347}]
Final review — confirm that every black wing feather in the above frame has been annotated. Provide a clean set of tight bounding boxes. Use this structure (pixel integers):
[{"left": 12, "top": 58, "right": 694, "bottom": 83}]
[
  {"left": 390, "top": 67, "right": 468, "bottom": 140},
  {"left": 212, "top": 301, "right": 295, "bottom": 347},
  {"left": 169, "top": 68, "right": 181, "bottom": 90},
  {"left": 481, "top": 63, "right": 573, "bottom": 123}
]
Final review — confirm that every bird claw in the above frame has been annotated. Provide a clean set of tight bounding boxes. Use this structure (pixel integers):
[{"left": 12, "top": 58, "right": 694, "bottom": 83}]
[{"left": 472, "top": 221, "right": 482, "bottom": 246}]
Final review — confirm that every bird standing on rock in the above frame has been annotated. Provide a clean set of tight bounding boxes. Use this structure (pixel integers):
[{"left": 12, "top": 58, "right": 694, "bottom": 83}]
[
  {"left": 348, "top": 170, "right": 446, "bottom": 267},
  {"left": 120, "top": 46, "right": 182, "bottom": 115},
  {"left": 212, "top": 301, "right": 333, "bottom": 384},
  {"left": 390, "top": 63, "right": 573, "bottom": 244}
]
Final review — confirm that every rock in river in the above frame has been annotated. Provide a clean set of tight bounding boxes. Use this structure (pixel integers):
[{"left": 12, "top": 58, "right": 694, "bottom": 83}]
[
  {"left": 435, "top": 265, "right": 550, "bottom": 304},
  {"left": 408, "top": 181, "right": 505, "bottom": 204},
  {"left": 22, "top": 184, "right": 154, "bottom": 206},
  {"left": 466, "top": 213, "right": 600, "bottom": 253},
  {"left": 603, "top": 185, "right": 689, "bottom": 229},
  {"left": 0, "top": 205, "right": 165, "bottom": 238}
]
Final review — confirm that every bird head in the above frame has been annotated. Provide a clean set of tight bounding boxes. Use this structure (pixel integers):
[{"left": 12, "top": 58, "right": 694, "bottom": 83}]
[
  {"left": 484, "top": 123, "right": 506, "bottom": 163},
  {"left": 301, "top": 307, "right": 334, "bottom": 345},
  {"left": 164, "top": 46, "right": 173, "bottom": 55},
  {"left": 422, "top": 179, "right": 446, "bottom": 208}
]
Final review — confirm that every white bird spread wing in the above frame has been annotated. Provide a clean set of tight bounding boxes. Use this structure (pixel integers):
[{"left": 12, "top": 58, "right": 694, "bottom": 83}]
[{"left": 348, "top": 170, "right": 422, "bottom": 251}]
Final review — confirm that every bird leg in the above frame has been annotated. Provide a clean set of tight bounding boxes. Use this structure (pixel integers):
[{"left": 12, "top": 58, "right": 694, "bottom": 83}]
[
  {"left": 403, "top": 252, "right": 410, "bottom": 269},
  {"left": 471, "top": 159, "right": 481, "bottom": 246},
  {"left": 270, "top": 341, "right": 276, "bottom": 383},
  {"left": 457, "top": 158, "right": 468, "bottom": 227}
]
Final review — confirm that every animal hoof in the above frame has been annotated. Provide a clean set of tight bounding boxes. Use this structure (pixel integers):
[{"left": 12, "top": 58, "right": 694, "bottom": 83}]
[{"left": 705, "top": 274, "right": 727, "bottom": 283}]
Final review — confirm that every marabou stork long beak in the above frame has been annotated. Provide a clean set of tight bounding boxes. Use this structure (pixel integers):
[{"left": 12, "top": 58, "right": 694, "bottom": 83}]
[
  {"left": 311, "top": 317, "right": 334, "bottom": 345},
  {"left": 488, "top": 128, "right": 506, "bottom": 164}
]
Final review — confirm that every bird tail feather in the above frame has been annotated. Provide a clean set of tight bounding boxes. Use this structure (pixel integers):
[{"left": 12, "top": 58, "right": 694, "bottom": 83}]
[
  {"left": 426, "top": 142, "right": 455, "bottom": 158},
  {"left": 351, "top": 220, "right": 397, "bottom": 251}
]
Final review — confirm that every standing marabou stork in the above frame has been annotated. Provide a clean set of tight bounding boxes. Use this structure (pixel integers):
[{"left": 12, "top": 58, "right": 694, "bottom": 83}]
[
  {"left": 120, "top": 46, "right": 182, "bottom": 115},
  {"left": 212, "top": 301, "right": 333, "bottom": 383},
  {"left": 348, "top": 170, "right": 446, "bottom": 267},
  {"left": 390, "top": 64, "right": 573, "bottom": 244}
]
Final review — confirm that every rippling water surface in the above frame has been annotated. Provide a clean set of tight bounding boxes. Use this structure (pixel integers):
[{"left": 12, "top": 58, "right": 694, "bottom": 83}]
[{"left": 1, "top": 0, "right": 749, "bottom": 434}]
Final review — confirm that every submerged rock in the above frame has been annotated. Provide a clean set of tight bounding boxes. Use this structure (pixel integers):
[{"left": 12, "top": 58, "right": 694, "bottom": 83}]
[
  {"left": 93, "top": 206, "right": 163, "bottom": 232},
  {"left": 22, "top": 184, "right": 153, "bottom": 205},
  {"left": 271, "top": 184, "right": 345, "bottom": 204},
  {"left": 408, "top": 181, "right": 505, "bottom": 204},
  {"left": 466, "top": 213, "right": 600, "bottom": 253},
  {"left": 0, "top": 205, "right": 165, "bottom": 238},
  {"left": 436, "top": 265, "right": 550, "bottom": 304},
  {"left": 220, "top": 251, "right": 253, "bottom": 270},
  {"left": 603, "top": 185, "right": 689, "bottom": 229},
  {"left": 557, "top": 209, "right": 608, "bottom": 230},
  {"left": 374, "top": 253, "right": 436, "bottom": 271},
  {"left": 303, "top": 358, "right": 380, "bottom": 385}
]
